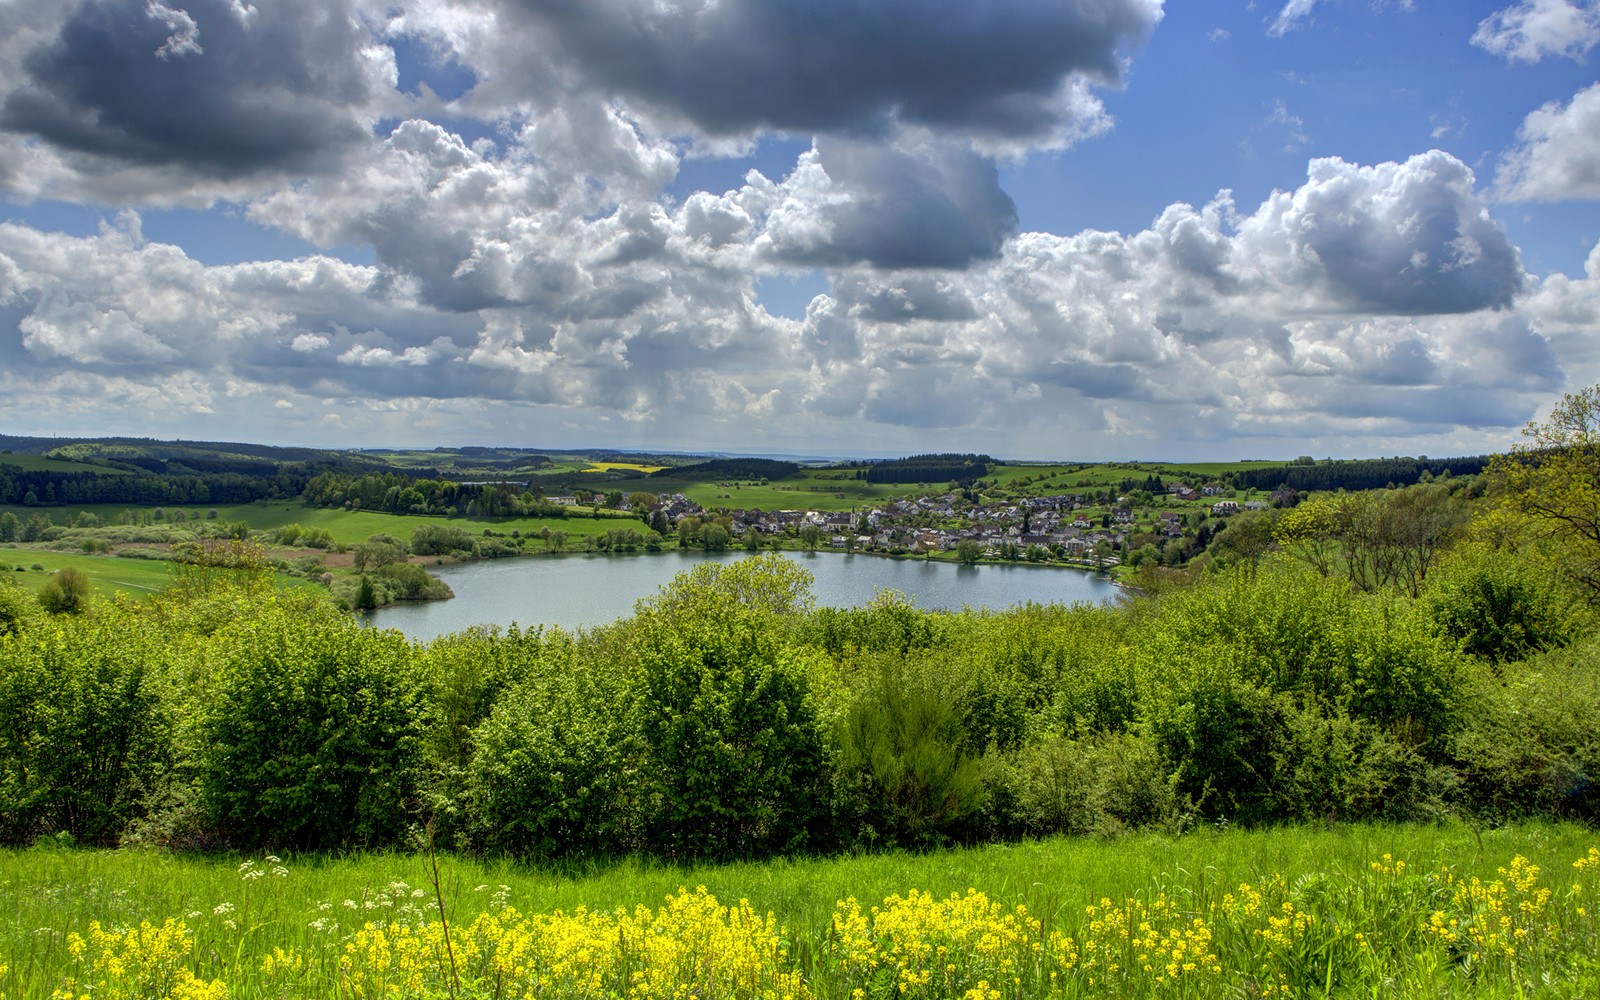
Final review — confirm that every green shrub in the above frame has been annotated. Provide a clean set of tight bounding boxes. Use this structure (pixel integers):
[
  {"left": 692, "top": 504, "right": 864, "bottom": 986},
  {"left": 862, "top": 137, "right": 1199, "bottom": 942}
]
[
  {"left": 1425, "top": 544, "right": 1584, "bottom": 666},
  {"left": 469, "top": 663, "right": 645, "bottom": 857},
  {"left": 1009, "top": 731, "right": 1178, "bottom": 837},
  {"left": 38, "top": 566, "right": 92, "bottom": 614},
  {"left": 629, "top": 555, "right": 833, "bottom": 858},
  {"left": 1267, "top": 704, "right": 1430, "bottom": 822},
  {"left": 838, "top": 657, "right": 987, "bottom": 846},
  {"left": 0, "top": 611, "right": 171, "bottom": 845},
  {"left": 0, "top": 579, "right": 37, "bottom": 636},
  {"left": 197, "top": 605, "right": 424, "bottom": 850},
  {"left": 1448, "top": 639, "right": 1600, "bottom": 821},
  {"left": 411, "top": 524, "right": 476, "bottom": 557}
]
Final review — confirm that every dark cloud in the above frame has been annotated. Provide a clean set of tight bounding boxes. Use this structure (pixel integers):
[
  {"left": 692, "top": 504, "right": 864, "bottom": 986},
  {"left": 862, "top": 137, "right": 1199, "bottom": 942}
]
[
  {"left": 761, "top": 137, "right": 1018, "bottom": 269},
  {"left": 496, "top": 0, "right": 1160, "bottom": 142},
  {"left": 1, "top": 0, "right": 384, "bottom": 178}
]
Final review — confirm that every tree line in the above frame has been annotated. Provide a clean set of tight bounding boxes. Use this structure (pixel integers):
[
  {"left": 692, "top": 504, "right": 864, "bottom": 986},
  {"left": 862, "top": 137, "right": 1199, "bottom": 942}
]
[{"left": 866, "top": 453, "right": 993, "bottom": 485}]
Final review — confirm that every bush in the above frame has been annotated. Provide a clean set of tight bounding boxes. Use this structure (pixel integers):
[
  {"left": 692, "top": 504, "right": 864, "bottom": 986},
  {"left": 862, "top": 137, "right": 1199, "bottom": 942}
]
[
  {"left": 1425, "top": 544, "right": 1585, "bottom": 666},
  {"left": 1448, "top": 638, "right": 1600, "bottom": 821},
  {"left": 38, "top": 566, "right": 92, "bottom": 614},
  {"left": 838, "top": 657, "right": 987, "bottom": 846},
  {"left": 1009, "top": 731, "right": 1178, "bottom": 837},
  {"left": 629, "top": 555, "right": 833, "bottom": 858},
  {"left": 0, "top": 611, "right": 171, "bottom": 845},
  {"left": 470, "top": 660, "right": 645, "bottom": 857},
  {"left": 197, "top": 604, "right": 424, "bottom": 849},
  {"left": 411, "top": 523, "right": 476, "bottom": 557}
]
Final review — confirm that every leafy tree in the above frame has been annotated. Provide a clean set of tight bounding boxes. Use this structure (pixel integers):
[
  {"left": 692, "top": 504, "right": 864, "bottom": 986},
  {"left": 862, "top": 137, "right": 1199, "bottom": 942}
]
[
  {"left": 38, "top": 567, "right": 92, "bottom": 614},
  {"left": 701, "top": 524, "right": 730, "bottom": 551},
  {"left": 799, "top": 524, "right": 824, "bottom": 551},
  {"left": 0, "top": 511, "right": 17, "bottom": 542},
  {"left": 353, "top": 533, "right": 407, "bottom": 572},
  {"left": 411, "top": 523, "right": 475, "bottom": 556},
  {"left": 1488, "top": 383, "right": 1600, "bottom": 597}
]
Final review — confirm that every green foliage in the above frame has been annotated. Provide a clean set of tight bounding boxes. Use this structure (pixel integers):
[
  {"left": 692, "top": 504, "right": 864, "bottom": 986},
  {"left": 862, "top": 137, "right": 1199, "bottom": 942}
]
[
  {"left": 839, "top": 657, "right": 987, "bottom": 846},
  {"left": 1448, "top": 637, "right": 1600, "bottom": 821},
  {"left": 1424, "top": 543, "right": 1585, "bottom": 665},
  {"left": 1132, "top": 563, "right": 1468, "bottom": 820},
  {"left": 628, "top": 555, "right": 832, "bottom": 858},
  {"left": 410, "top": 522, "right": 477, "bottom": 556},
  {"left": 1009, "top": 732, "right": 1178, "bottom": 837},
  {"left": 1487, "top": 382, "right": 1600, "bottom": 596},
  {"left": 470, "top": 656, "right": 644, "bottom": 857},
  {"left": 0, "top": 610, "right": 171, "bottom": 845},
  {"left": 38, "top": 566, "right": 93, "bottom": 614},
  {"left": 0, "top": 578, "right": 39, "bottom": 636},
  {"left": 197, "top": 606, "right": 424, "bottom": 850}
]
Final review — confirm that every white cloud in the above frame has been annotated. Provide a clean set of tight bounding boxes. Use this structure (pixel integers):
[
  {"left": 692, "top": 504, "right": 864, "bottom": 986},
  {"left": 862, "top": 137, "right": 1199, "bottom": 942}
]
[
  {"left": 1497, "top": 83, "right": 1600, "bottom": 201},
  {"left": 1472, "top": 0, "right": 1600, "bottom": 63},
  {"left": 1269, "top": 0, "right": 1320, "bottom": 37}
]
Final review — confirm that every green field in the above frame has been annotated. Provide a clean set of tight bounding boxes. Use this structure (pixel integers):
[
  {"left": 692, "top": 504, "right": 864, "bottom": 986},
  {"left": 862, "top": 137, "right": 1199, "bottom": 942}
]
[
  {"left": 2, "top": 501, "right": 643, "bottom": 549},
  {"left": 0, "top": 453, "right": 130, "bottom": 475},
  {"left": 0, "top": 548, "right": 317, "bottom": 599},
  {"left": 648, "top": 472, "right": 916, "bottom": 512},
  {"left": 985, "top": 460, "right": 1289, "bottom": 491},
  {"left": 3, "top": 820, "right": 1595, "bottom": 998}
]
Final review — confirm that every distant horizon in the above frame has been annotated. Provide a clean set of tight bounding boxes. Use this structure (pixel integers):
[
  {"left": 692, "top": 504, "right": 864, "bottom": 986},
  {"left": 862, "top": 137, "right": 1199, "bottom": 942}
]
[{"left": 0, "top": 430, "right": 1502, "bottom": 470}]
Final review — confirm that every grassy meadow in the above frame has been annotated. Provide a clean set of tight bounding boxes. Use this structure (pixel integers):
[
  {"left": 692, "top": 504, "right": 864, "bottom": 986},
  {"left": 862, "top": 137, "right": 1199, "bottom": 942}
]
[
  {"left": 3, "top": 821, "right": 1597, "bottom": 998},
  {"left": 0, "top": 548, "right": 318, "bottom": 600}
]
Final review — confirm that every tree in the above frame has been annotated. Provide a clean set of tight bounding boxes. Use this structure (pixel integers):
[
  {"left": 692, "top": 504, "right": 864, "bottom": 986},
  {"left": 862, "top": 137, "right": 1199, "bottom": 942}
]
[
  {"left": 38, "top": 567, "right": 91, "bottom": 614},
  {"left": 955, "top": 538, "right": 984, "bottom": 565},
  {"left": 0, "top": 512, "right": 17, "bottom": 543},
  {"left": 701, "top": 524, "right": 730, "bottom": 551},
  {"left": 799, "top": 524, "right": 824, "bottom": 551},
  {"left": 1489, "top": 383, "right": 1600, "bottom": 597}
]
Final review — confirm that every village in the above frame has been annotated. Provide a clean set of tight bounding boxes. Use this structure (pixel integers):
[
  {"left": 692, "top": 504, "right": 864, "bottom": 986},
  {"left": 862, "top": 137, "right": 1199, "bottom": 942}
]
[{"left": 627, "top": 480, "right": 1285, "bottom": 568}]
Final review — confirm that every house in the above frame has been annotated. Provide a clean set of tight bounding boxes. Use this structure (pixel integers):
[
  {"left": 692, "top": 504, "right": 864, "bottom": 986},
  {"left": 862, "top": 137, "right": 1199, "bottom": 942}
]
[{"left": 1212, "top": 500, "right": 1240, "bottom": 516}]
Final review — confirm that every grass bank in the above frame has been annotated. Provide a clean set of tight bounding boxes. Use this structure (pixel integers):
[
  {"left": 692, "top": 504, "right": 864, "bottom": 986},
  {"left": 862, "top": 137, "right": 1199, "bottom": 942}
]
[{"left": 3, "top": 821, "right": 1597, "bottom": 997}]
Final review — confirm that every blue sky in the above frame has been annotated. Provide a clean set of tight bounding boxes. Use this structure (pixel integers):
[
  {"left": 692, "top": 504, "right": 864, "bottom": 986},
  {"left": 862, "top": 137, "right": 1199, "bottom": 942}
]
[{"left": 1, "top": 0, "right": 1598, "bottom": 460}]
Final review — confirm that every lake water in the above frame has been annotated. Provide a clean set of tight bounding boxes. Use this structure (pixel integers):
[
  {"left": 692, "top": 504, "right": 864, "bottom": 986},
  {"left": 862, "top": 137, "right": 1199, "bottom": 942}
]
[{"left": 368, "top": 550, "right": 1120, "bottom": 640}]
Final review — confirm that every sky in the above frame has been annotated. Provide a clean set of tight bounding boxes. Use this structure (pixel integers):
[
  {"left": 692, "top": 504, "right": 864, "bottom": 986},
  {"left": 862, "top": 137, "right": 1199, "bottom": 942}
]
[{"left": 1, "top": 0, "right": 1599, "bottom": 461}]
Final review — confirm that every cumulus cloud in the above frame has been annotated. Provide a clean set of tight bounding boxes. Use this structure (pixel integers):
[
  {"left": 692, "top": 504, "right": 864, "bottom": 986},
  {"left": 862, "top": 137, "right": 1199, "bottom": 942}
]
[
  {"left": 1472, "top": 0, "right": 1600, "bottom": 63},
  {"left": 1230, "top": 151, "right": 1525, "bottom": 315},
  {"left": 0, "top": 0, "right": 396, "bottom": 198},
  {"left": 749, "top": 134, "right": 1019, "bottom": 269},
  {"left": 0, "top": 124, "right": 1579, "bottom": 455},
  {"left": 463, "top": 0, "right": 1161, "bottom": 152},
  {"left": 1497, "top": 83, "right": 1600, "bottom": 201}
]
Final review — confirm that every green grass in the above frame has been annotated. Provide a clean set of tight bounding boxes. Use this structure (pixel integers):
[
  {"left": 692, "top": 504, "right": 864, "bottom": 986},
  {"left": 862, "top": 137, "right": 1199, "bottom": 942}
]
[
  {"left": 2, "top": 821, "right": 1596, "bottom": 998},
  {"left": 648, "top": 473, "right": 916, "bottom": 513},
  {"left": 0, "top": 548, "right": 318, "bottom": 599},
  {"left": 1, "top": 501, "right": 645, "bottom": 550},
  {"left": 0, "top": 453, "right": 130, "bottom": 475}
]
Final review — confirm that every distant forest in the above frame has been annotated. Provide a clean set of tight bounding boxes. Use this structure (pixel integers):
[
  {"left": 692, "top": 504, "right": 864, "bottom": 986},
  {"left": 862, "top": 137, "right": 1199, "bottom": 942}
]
[
  {"left": 866, "top": 453, "right": 993, "bottom": 485},
  {"left": 1230, "top": 455, "right": 1491, "bottom": 492},
  {"left": 650, "top": 458, "right": 800, "bottom": 480}
]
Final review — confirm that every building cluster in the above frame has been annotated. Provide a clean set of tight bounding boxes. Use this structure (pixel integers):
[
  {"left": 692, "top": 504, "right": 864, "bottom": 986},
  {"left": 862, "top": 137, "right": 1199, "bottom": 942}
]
[{"left": 638, "top": 484, "right": 1262, "bottom": 561}]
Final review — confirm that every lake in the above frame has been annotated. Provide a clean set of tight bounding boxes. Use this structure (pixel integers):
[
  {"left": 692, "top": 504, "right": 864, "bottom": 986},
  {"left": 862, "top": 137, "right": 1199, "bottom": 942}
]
[{"left": 368, "top": 550, "right": 1120, "bottom": 640}]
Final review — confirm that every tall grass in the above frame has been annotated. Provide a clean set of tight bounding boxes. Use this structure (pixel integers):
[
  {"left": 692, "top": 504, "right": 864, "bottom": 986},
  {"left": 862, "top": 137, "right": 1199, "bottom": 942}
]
[{"left": 3, "top": 821, "right": 1597, "bottom": 997}]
